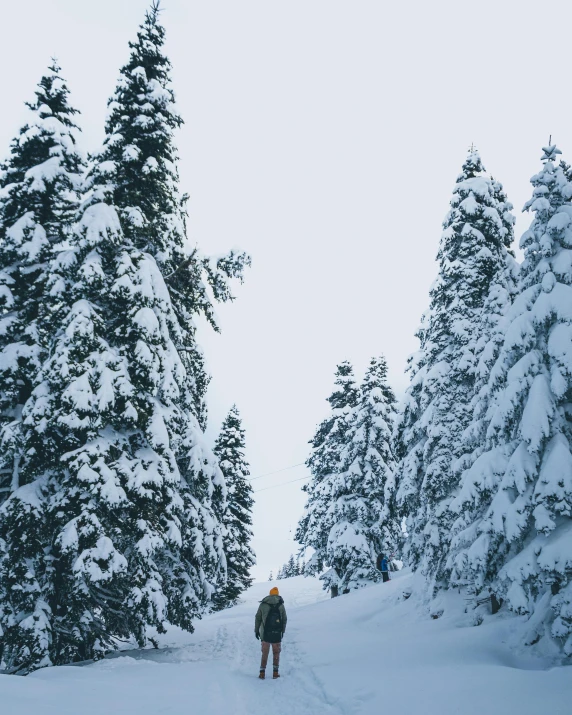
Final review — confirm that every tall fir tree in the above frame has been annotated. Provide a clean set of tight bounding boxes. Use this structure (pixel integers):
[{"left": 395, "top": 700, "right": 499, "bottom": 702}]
[
  {"left": 446, "top": 145, "right": 572, "bottom": 654},
  {"left": 213, "top": 406, "right": 255, "bottom": 607},
  {"left": 0, "top": 63, "right": 84, "bottom": 505},
  {"left": 349, "top": 356, "right": 402, "bottom": 561},
  {"left": 0, "top": 65, "right": 84, "bottom": 671},
  {"left": 295, "top": 361, "right": 358, "bottom": 583},
  {"left": 464, "top": 178, "right": 518, "bottom": 456},
  {"left": 0, "top": 5, "right": 248, "bottom": 673},
  {"left": 85, "top": 1, "right": 249, "bottom": 429},
  {"left": 320, "top": 357, "right": 401, "bottom": 592},
  {"left": 1, "top": 163, "right": 211, "bottom": 671},
  {"left": 447, "top": 179, "right": 519, "bottom": 587},
  {"left": 394, "top": 150, "right": 516, "bottom": 590},
  {"left": 55, "top": 1, "right": 248, "bottom": 642}
]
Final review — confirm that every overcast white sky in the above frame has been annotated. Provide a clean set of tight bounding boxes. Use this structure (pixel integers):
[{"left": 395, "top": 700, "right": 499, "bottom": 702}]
[{"left": 2, "top": 0, "right": 571, "bottom": 581}]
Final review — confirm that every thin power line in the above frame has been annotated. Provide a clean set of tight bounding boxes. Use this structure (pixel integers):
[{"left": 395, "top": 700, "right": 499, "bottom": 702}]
[
  {"left": 253, "top": 475, "right": 311, "bottom": 494},
  {"left": 247, "top": 462, "right": 305, "bottom": 482}
]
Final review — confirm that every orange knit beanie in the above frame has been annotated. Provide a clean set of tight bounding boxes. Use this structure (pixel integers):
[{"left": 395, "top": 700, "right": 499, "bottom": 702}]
[{"left": 269, "top": 587, "right": 279, "bottom": 596}]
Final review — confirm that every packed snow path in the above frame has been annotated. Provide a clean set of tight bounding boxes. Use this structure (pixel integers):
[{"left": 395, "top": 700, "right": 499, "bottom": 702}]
[{"left": 1, "top": 572, "right": 571, "bottom": 715}]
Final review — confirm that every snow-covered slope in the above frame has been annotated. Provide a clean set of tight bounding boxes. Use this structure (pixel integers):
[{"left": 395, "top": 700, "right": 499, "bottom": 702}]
[{"left": 1, "top": 572, "right": 570, "bottom": 715}]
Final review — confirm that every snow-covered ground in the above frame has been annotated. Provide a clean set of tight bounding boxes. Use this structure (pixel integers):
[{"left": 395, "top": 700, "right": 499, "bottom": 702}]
[{"left": 1, "top": 571, "right": 571, "bottom": 715}]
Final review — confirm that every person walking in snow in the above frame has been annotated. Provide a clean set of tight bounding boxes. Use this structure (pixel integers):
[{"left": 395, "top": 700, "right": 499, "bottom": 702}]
[
  {"left": 377, "top": 553, "right": 390, "bottom": 583},
  {"left": 255, "top": 586, "right": 287, "bottom": 679}
]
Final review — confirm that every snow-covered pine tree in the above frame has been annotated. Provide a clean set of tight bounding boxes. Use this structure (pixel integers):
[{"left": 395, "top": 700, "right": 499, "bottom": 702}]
[
  {"left": 213, "top": 406, "right": 255, "bottom": 607},
  {"left": 75, "top": 0, "right": 250, "bottom": 622},
  {"left": 0, "top": 65, "right": 85, "bottom": 672},
  {"left": 460, "top": 178, "right": 518, "bottom": 460},
  {"left": 276, "top": 555, "right": 301, "bottom": 579},
  {"left": 2, "top": 148, "right": 235, "bottom": 670},
  {"left": 81, "top": 2, "right": 249, "bottom": 611},
  {"left": 286, "top": 554, "right": 297, "bottom": 577},
  {"left": 394, "top": 150, "right": 517, "bottom": 591},
  {"left": 0, "top": 179, "right": 186, "bottom": 669},
  {"left": 288, "top": 554, "right": 298, "bottom": 576},
  {"left": 0, "top": 63, "right": 84, "bottom": 505},
  {"left": 295, "top": 361, "right": 358, "bottom": 585},
  {"left": 85, "top": 1, "right": 249, "bottom": 429},
  {"left": 447, "top": 145, "right": 572, "bottom": 653},
  {"left": 447, "top": 179, "right": 519, "bottom": 589},
  {"left": 319, "top": 356, "right": 401, "bottom": 592},
  {"left": 277, "top": 555, "right": 300, "bottom": 579},
  {"left": 1, "top": 5, "right": 249, "bottom": 673}
]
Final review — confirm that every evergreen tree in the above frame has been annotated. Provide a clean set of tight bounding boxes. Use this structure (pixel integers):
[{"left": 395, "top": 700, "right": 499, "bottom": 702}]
[
  {"left": 0, "top": 65, "right": 85, "bottom": 672},
  {"left": 447, "top": 179, "right": 519, "bottom": 586},
  {"left": 446, "top": 145, "right": 572, "bottom": 653},
  {"left": 287, "top": 554, "right": 297, "bottom": 577},
  {"left": 0, "top": 63, "right": 84, "bottom": 505},
  {"left": 353, "top": 357, "right": 402, "bottom": 559},
  {"left": 0, "top": 171, "right": 208, "bottom": 670},
  {"left": 85, "top": 1, "right": 249, "bottom": 428},
  {"left": 276, "top": 554, "right": 301, "bottom": 579},
  {"left": 0, "top": 6, "right": 248, "bottom": 673},
  {"left": 287, "top": 555, "right": 297, "bottom": 577},
  {"left": 213, "top": 406, "right": 255, "bottom": 606},
  {"left": 394, "top": 150, "right": 516, "bottom": 590},
  {"left": 321, "top": 357, "right": 400, "bottom": 591},
  {"left": 295, "top": 361, "right": 358, "bottom": 581}
]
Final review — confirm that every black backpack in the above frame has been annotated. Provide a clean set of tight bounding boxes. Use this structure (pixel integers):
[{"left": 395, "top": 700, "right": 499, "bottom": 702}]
[{"left": 263, "top": 598, "right": 284, "bottom": 643}]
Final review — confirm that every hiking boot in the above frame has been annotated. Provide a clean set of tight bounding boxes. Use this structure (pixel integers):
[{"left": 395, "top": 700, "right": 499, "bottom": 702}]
[
  {"left": 273, "top": 669, "right": 280, "bottom": 679},
  {"left": 258, "top": 670, "right": 265, "bottom": 680}
]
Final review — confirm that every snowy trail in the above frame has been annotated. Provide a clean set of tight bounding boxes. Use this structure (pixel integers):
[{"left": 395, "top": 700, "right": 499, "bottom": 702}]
[
  {"left": 147, "top": 581, "right": 345, "bottom": 715},
  {"left": 1, "top": 577, "right": 342, "bottom": 715},
  {"left": 118, "top": 617, "right": 344, "bottom": 715},
  {"left": 2, "top": 573, "right": 572, "bottom": 715},
  {"left": 184, "top": 620, "right": 345, "bottom": 715}
]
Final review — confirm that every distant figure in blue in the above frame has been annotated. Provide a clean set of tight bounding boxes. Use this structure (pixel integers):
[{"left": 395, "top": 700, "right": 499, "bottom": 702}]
[{"left": 376, "top": 553, "right": 390, "bottom": 583}]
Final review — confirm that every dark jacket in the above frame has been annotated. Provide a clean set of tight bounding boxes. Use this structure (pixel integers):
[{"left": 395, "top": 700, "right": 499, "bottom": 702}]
[{"left": 255, "top": 595, "right": 287, "bottom": 641}]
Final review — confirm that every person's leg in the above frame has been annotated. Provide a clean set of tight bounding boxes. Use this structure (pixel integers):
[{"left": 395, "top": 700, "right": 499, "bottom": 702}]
[
  {"left": 272, "top": 642, "right": 281, "bottom": 668},
  {"left": 272, "top": 642, "right": 281, "bottom": 675},
  {"left": 382, "top": 571, "right": 390, "bottom": 583},
  {"left": 260, "top": 641, "right": 270, "bottom": 670}
]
